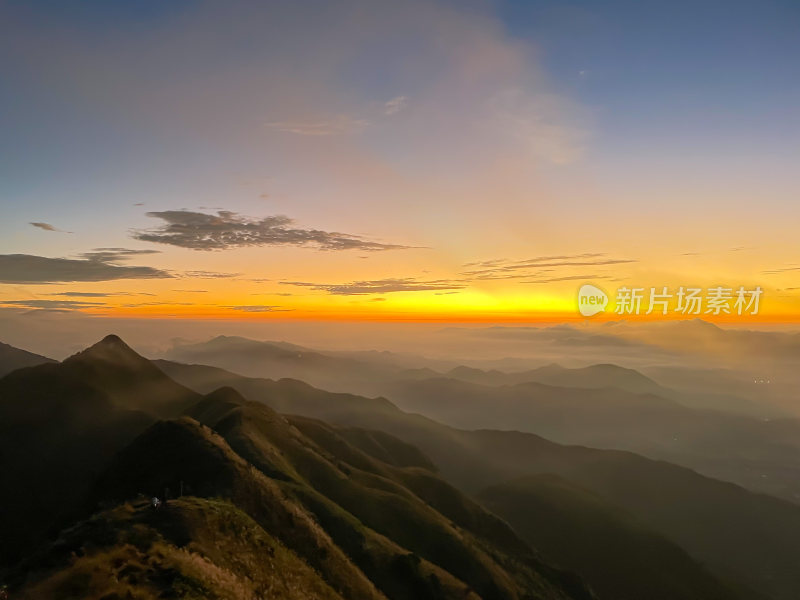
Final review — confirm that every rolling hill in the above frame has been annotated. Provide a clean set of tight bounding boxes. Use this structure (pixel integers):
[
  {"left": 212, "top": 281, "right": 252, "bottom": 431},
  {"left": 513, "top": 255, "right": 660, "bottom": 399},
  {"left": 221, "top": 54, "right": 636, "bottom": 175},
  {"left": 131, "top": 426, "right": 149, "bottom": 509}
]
[
  {"left": 158, "top": 358, "right": 800, "bottom": 600},
  {"left": 1, "top": 337, "right": 596, "bottom": 600}
]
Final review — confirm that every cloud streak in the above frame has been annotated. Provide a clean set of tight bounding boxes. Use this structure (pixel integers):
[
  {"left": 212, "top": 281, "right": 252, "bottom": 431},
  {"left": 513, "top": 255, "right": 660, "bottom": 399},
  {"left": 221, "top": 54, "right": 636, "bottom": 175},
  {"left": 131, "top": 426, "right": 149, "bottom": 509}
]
[
  {"left": 461, "top": 254, "right": 637, "bottom": 280},
  {"left": 133, "top": 210, "right": 413, "bottom": 252},
  {"left": 182, "top": 270, "right": 241, "bottom": 279},
  {"left": 521, "top": 274, "right": 613, "bottom": 284},
  {"left": 264, "top": 115, "right": 369, "bottom": 136},
  {"left": 224, "top": 305, "right": 294, "bottom": 312},
  {"left": 78, "top": 248, "right": 161, "bottom": 263},
  {"left": 0, "top": 252, "right": 172, "bottom": 284},
  {"left": 30, "top": 222, "right": 71, "bottom": 233},
  {"left": 282, "top": 277, "right": 465, "bottom": 295},
  {"left": 0, "top": 299, "right": 105, "bottom": 310}
]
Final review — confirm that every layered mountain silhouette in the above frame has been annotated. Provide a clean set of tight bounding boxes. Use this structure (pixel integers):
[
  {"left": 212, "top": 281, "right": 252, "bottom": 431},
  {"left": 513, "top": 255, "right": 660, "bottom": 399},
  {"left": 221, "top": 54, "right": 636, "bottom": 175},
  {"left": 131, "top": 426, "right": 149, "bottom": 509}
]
[
  {"left": 479, "top": 474, "right": 744, "bottom": 600},
  {"left": 164, "top": 335, "right": 390, "bottom": 390},
  {"left": 377, "top": 375, "right": 800, "bottom": 503},
  {"left": 161, "top": 337, "right": 800, "bottom": 503},
  {"left": 4, "top": 335, "right": 800, "bottom": 599},
  {"left": 0, "top": 335, "right": 199, "bottom": 564},
  {"left": 164, "top": 333, "right": 791, "bottom": 417},
  {"left": 159, "top": 358, "right": 800, "bottom": 600},
  {"left": 445, "top": 363, "right": 669, "bottom": 394},
  {"left": 2, "top": 340, "right": 596, "bottom": 600},
  {"left": 0, "top": 340, "right": 54, "bottom": 377}
]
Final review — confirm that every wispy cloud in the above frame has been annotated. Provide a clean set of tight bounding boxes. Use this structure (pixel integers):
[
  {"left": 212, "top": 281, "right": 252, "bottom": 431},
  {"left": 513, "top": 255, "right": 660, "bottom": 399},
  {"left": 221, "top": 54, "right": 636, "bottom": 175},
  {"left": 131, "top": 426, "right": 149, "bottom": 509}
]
[
  {"left": 0, "top": 299, "right": 105, "bottom": 310},
  {"left": 763, "top": 265, "right": 800, "bottom": 275},
  {"left": 384, "top": 96, "right": 408, "bottom": 115},
  {"left": 224, "top": 305, "right": 294, "bottom": 312},
  {"left": 0, "top": 252, "right": 172, "bottom": 284},
  {"left": 264, "top": 115, "right": 369, "bottom": 136},
  {"left": 521, "top": 274, "right": 612, "bottom": 284},
  {"left": 47, "top": 291, "right": 156, "bottom": 297},
  {"left": 79, "top": 248, "right": 161, "bottom": 263},
  {"left": 134, "top": 210, "right": 413, "bottom": 252},
  {"left": 281, "top": 277, "right": 465, "bottom": 295},
  {"left": 30, "top": 222, "right": 71, "bottom": 233},
  {"left": 461, "top": 254, "right": 636, "bottom": 280},
  {"left": 48, "top": 291, "right": 116, "bottom": 298},
  {"left": 182, "top": 270, "right": 241, "bottom": 279}
]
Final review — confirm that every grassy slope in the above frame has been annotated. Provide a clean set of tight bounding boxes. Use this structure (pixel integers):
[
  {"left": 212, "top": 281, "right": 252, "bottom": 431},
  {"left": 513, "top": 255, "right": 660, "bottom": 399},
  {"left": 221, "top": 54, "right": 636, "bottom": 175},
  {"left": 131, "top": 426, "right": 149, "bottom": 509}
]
[
  {"left": 184, "top": 389, "right": 592, "bottom": 600},
  {"left": 11, "top": 497, "right": 345, "bottom": 600}
]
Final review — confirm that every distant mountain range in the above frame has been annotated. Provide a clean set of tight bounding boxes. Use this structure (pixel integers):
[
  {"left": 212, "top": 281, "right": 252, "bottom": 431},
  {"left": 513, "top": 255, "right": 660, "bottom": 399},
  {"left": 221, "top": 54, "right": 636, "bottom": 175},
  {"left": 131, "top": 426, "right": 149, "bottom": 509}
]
[
  {"left": 0, "top": 340, "right": 54, "bottom": 377},
  {"left": 3, "top": 336, "right": 800, "bottom": 598},
  {"left": 162, "top": 335, "right": 800, "bottom": 504},
  {"left": 158, "top": 357, "right": 800, "bottom": 599}
]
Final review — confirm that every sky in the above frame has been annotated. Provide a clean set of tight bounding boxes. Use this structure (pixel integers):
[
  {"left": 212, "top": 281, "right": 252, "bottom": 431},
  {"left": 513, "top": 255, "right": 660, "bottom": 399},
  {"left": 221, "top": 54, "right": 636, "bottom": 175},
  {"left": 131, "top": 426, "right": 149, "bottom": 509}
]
[{"left": 1, "top": 0, "right": 799, "bottom": 328}]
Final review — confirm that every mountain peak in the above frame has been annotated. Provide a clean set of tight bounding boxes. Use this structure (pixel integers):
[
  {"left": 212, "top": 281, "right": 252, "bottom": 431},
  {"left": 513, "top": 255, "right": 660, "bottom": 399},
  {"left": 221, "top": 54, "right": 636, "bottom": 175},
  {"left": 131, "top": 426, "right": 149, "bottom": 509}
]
[
  {"left": 61, "top": 335, "right": 200, "bottom": 418},
  {"left": 66, "top": 334, "right": 146, "bottom": 366},
  {"left": 96, "top": 334, "right": 130, "bottom": 351},
  {"left": 101, "top": 334, "right": 125, "bottom": 345}
]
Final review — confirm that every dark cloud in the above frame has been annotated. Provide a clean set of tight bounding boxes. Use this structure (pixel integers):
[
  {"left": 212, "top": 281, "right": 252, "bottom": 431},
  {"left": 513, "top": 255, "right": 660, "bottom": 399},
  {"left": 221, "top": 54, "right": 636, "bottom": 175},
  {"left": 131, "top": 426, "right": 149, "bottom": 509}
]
[
  {"left": 0, "top": 253, "right": 173, "bottom": 284},
  {"left": 48, "top": 292, "right": 115, "bottom": 298},
  {"left": 47, "top": 291, "right": 157, "bottom": 297},
  {"left": 30, "top": 222, "right": 71, "bottom": 233},
  {"left": 119, "top": 301, "right": 195, "bottom": 307},
  {"left": 0, "top": 299, "right": 105, "bottom": 310},
  {"left": 133, "top": 210, "right": 412, "bottom": 252},
  {"left": 461, "top": 254, "right": 636, "bottom": 280},
  {"left": 79, "top": 248, "right": 161, "bottom": 263},
  {"left": 282, "top": 278, "right": 465, "bottom": 295},
  {"left": 30, "top": 222, "right": 57, "bottom": 231}
]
